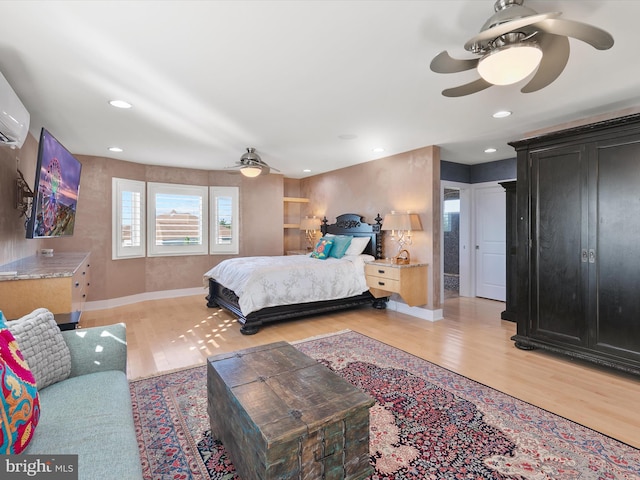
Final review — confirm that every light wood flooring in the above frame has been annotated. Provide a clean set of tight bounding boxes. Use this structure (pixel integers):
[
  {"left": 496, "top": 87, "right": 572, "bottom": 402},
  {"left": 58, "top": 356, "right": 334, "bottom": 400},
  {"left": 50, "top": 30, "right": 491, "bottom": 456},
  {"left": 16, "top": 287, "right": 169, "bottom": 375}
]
[{"left": 81, "top": 295, "right": 640, "bottom": 450}]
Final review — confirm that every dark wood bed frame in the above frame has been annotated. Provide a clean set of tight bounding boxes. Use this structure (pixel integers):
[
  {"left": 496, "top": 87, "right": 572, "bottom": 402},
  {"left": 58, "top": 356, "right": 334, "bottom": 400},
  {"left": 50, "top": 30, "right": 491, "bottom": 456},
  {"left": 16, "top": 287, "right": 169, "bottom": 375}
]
[{"left": 206, "top": 213, "right": 386, "bottom": 334}]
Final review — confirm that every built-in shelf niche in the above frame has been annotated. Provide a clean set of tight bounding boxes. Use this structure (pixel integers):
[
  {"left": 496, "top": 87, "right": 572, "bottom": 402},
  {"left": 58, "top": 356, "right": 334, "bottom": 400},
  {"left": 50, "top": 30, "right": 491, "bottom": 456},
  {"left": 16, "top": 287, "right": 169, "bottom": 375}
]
[
  {"left": 283, "top": 196, "right": 310, "bottom": 253},
  {"left": 283, "top": 196, "right": 310, "bottom": 229}
]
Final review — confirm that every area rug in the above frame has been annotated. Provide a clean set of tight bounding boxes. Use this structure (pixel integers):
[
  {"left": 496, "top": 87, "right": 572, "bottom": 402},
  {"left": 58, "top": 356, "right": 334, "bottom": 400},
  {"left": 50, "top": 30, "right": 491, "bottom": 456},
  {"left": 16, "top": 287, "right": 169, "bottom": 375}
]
[{"left": 130, "top": 330, "right": 640, "bottom": 479}]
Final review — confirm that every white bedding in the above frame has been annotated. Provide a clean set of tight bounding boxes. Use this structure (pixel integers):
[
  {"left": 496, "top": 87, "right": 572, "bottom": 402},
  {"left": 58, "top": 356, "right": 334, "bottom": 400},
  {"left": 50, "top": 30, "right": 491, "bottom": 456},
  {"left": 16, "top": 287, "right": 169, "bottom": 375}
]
[{"left": 203, "top": 254, "right": 374, "bottom": 316}]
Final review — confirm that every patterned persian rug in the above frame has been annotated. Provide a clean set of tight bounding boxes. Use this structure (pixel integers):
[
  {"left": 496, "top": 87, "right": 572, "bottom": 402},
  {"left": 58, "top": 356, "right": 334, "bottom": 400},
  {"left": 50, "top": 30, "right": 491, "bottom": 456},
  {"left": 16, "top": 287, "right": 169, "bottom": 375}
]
[{"left": 130, "top": 330, "right": 640, "bottom": 479}]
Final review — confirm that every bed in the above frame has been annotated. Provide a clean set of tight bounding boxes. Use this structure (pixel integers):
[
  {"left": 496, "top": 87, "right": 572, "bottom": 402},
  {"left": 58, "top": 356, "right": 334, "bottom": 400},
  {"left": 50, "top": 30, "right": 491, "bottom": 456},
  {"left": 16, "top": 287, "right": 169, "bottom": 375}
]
[{"left": 204, "top": 213, "right": 385, "bottom": 334}]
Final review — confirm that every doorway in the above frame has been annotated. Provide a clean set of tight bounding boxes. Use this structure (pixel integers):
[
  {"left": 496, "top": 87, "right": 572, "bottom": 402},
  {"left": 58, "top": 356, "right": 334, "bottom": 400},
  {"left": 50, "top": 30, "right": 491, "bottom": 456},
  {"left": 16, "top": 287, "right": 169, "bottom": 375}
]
[
  {"left": 443, "top": 188, "right": 460, "bottom": 299},
  {"left": 441, "top": 181, "right": 507, "bottom": 304}
]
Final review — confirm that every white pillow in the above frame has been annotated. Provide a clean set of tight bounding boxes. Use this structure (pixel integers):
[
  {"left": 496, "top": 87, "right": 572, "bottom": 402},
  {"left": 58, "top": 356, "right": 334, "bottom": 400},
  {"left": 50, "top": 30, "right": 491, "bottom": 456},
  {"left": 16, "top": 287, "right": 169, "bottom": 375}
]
[
  {"left": 342, "top": 254, "right": 375, "bottom": 263},
  {"left": 7, "top": 308, "right": 71, "bottom": 390},
  {"left": 344, "top": 236, "right": 370, "bottom": 256}
]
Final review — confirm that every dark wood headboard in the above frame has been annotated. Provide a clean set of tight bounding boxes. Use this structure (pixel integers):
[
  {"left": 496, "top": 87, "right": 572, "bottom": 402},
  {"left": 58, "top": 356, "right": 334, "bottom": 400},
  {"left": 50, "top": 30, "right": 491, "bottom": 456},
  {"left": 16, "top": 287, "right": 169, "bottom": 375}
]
[{"left": 320, "top": 213, "right": 383, "bottom": 259}]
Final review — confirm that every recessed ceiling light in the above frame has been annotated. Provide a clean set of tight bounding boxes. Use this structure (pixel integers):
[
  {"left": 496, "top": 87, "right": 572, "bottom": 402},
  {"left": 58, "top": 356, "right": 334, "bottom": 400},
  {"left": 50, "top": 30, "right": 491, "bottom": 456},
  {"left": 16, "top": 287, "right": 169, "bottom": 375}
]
[
  {"left": 108, "top": 146, "right": 123, "bottom": 152},
  {"left": 484, "top": 147, "right": 497, "bottom": 153},
  {"left": 492, "top": 110, "right": 512, "bottom": 118},
  {"left": 109, "top": 100, "right": 132, "bottom": 109},
  {"left": 303, "top": 169, "right": 311, "bottom": 173},
  {"left": 372, "top": 147, "right": 385, "bottom": 153}
]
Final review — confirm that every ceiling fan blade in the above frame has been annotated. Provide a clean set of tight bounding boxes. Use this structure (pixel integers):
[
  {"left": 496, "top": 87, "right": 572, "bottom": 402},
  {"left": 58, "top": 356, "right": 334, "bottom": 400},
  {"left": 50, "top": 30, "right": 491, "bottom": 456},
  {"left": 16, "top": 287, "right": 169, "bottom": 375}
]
[
  {"left": 430, "top": 51, "right": 478, "bottom": 73},
  {"left": 521, "top": 34, "right": 569, "bottom": 93},
  {"left": 442, "top": 78, "right": 492, "bottom": 98},
  {"left": 535, "top": 18, "right": 614, "bottom": 50},
  {"left": 255, "top": 158, "right": 280, "bottom": 173},
  {"left": 464, "top": 12, "right": 560, "bottom": 51}
]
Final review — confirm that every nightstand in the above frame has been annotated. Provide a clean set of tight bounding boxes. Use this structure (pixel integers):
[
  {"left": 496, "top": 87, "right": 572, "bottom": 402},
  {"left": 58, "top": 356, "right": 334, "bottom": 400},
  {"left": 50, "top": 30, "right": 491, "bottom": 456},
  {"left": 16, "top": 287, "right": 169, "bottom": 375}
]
[{"left": 365, "top": 260, "right": 428, "bottom": 307}]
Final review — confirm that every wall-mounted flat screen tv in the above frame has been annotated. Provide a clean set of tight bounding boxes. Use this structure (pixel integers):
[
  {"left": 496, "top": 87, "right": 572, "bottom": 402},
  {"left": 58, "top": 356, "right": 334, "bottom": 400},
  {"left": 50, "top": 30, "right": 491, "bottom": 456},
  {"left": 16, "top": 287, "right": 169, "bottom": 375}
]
[{"left": 26, "top": 128, "right": 82, "bottom": 238}]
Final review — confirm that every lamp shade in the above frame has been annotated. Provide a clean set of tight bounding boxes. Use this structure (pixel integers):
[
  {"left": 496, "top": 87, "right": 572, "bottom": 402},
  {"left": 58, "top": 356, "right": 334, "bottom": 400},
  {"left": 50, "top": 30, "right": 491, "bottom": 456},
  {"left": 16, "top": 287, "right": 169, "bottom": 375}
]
[
  {"left": 299, "top": 216, "right": 321, "bottom": 231},
  {"left": 477, "top": 43, "right": 542, "bottom": 86},
  {"left": 240, "top": 166, "right": 262, "bottom": 177},
  {"left": 381, "top": 212, "right": 422, "bottom": 232}
]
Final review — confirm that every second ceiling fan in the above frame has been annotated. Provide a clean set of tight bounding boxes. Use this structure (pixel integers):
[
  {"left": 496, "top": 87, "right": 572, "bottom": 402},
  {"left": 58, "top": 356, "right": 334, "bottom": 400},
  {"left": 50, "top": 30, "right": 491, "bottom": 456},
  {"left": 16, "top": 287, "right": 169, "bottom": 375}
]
[{"left": 226, "top": 148, "right": 280, "bottom": 177}]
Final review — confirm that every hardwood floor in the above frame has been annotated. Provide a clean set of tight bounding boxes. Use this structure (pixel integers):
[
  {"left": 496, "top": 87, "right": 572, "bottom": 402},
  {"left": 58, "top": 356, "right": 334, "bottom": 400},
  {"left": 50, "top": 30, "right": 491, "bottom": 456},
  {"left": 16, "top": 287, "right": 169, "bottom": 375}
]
[{"left": 81, "top": 295, "right": 640, "bottom": 450}]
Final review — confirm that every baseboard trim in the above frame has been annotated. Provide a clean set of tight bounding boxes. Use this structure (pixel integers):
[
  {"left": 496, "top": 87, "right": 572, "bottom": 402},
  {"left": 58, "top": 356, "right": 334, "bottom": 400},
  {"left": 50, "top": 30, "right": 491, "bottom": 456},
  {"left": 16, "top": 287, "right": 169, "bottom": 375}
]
[
  {"left": 86, "top": 288, "right": 444, "bottom": 322},
  {"left": 386, "top": 300, "right": 443, "bottom": 321},
  {"left": 85, "top": 287, "right": 205, "bottom": 311}
]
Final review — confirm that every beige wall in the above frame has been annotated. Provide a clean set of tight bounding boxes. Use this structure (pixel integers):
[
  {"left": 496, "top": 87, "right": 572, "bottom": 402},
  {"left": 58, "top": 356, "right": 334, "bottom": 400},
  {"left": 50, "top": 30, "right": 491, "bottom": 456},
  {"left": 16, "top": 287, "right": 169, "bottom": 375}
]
[
  {"left": 301, "top": 145, "right": 442, "bottom": 310},
  {"left": 0, "top": 133, "right": 43, "bottom": 265},
  {"left": 65, "top": 158, "right": 283, "bottom": 302}
]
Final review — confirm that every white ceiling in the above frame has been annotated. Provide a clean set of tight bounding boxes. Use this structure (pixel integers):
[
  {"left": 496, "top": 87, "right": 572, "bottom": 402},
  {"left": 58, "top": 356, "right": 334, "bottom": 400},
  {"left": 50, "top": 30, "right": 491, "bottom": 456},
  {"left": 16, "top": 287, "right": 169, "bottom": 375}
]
[{"left": 1, "top": 1, "right": 639, "bottom": 178}]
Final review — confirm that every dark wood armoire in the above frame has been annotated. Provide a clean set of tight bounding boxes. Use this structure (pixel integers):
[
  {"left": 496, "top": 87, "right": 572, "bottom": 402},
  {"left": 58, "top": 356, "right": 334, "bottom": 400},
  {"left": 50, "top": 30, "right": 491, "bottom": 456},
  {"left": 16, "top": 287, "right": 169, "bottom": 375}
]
[{"left": 510, "top": 113, "right": 640, "bottom": 376}]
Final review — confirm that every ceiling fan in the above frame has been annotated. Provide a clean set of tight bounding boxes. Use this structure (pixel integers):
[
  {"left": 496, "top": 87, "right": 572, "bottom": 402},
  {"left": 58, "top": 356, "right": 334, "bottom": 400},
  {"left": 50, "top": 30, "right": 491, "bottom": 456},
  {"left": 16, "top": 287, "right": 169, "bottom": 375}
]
[
  {"left": 430, "top": 0, "right": 614, "bottom": 97},
  {"left": 226, "top": 147, "right": 280, "bottom": 177}
]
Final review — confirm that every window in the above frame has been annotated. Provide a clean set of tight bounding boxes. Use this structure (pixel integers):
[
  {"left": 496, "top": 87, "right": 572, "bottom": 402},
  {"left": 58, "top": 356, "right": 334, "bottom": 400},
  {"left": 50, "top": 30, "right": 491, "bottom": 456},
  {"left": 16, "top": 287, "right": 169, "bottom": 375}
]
[
  {"left": 112, "top": 178, "right": 146, "bottom": 259},
  {"left": 112, "top": 180, "right": 237, "bottom": 258},
  {"left": 147, "top": 182, "right": 209, "bottom": 257},
  {"left": 210, "top": 186, "right": 239, "bottom": 254},
  {"left": 443, "top": 198, "right": 460, "bottom": 233}
]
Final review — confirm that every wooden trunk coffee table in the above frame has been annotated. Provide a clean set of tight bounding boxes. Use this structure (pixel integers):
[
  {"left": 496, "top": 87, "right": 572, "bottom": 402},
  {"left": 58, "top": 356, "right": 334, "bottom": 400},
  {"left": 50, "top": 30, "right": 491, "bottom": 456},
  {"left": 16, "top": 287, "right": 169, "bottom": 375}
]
[{"left": 207, "top": 341, "right": 374, "bottom": 480}]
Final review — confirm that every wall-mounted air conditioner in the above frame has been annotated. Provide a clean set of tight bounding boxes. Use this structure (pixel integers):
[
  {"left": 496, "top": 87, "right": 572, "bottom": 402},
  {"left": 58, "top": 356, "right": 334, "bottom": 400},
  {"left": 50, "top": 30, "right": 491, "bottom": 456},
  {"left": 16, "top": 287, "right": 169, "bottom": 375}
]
[{"left": 0, "top": 71, "right": 30, "bottom": 148}]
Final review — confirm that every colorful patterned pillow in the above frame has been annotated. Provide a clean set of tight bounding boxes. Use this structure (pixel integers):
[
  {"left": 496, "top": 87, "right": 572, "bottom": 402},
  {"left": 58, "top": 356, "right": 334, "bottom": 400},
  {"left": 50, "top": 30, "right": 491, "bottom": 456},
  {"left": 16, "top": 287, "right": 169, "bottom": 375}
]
[
  {"left": 0, "top": 311, "right": 40, "bottom": 454},
  {"left": 310, "top": 237, "right": 334, "bottom": 260}
]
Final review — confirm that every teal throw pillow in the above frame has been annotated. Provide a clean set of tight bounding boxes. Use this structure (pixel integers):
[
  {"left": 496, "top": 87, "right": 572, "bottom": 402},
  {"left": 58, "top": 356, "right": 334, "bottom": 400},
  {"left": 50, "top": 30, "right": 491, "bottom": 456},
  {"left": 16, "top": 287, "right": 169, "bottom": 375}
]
[
  {"left": 329, "top": 235, "right": 353, "bottom": 259},
  {"left": 310, "top": 237, "right": 334, "bottom": 260}
]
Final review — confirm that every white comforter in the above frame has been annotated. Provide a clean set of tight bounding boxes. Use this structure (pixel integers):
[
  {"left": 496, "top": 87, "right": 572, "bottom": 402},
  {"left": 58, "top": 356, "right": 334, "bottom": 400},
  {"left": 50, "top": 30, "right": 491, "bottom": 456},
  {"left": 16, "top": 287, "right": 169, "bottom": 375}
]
[{"left": 203, "top": 254, "right": 373, "bottom": 316}]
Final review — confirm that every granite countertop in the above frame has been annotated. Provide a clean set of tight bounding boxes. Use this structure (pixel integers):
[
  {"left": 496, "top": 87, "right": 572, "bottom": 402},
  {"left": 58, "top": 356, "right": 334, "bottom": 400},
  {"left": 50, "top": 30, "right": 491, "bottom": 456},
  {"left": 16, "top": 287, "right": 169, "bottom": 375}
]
[{"left": 0, "top": 252, "right": 90, "bottom": 281}]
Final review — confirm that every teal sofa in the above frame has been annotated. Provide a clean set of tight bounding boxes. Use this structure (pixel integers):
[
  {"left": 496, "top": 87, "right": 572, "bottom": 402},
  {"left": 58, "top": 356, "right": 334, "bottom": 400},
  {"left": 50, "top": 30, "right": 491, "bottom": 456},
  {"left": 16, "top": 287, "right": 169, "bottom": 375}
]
[{"left": 23, "top": 323, "right": 143, "bottom": 480}]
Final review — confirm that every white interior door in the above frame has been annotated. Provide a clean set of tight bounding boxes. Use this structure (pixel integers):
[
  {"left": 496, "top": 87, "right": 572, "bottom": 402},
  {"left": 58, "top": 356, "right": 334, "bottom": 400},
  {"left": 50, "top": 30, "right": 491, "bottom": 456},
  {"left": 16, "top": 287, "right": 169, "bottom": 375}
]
[{"left": 475, "top": 186, "right": 506, "bottom": 301}]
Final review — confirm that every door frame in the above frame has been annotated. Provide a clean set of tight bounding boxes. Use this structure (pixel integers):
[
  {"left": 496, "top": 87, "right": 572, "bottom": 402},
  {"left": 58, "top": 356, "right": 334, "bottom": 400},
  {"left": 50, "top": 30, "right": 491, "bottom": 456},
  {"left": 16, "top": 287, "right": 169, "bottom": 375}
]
[
  {"left": 441, "top": 181, "right": 471, "bottom": 300},
  {"left": 441, "top": 179, "right": 515, "bottom": 301}
]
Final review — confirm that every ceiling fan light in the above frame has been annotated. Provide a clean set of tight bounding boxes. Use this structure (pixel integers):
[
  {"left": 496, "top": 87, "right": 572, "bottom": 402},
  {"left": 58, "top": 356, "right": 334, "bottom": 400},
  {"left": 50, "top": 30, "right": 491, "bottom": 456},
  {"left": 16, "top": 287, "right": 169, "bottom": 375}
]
[
  {"left": 477, "top": 43, "right": 542, "bottom": 85},
  {"left": 240, "top": 166, "right": 262, "bottom": 177}
]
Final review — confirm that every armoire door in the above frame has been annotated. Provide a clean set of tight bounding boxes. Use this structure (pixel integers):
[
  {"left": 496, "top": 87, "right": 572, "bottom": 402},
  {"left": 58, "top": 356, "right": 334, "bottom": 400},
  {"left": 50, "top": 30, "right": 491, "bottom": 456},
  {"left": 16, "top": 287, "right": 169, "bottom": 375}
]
[
  {"left": 530, "top": 143, "right": 589, "bottom": 346},
  {"left": 589, "top": 135, "right": 640, "bottom": 362}
]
